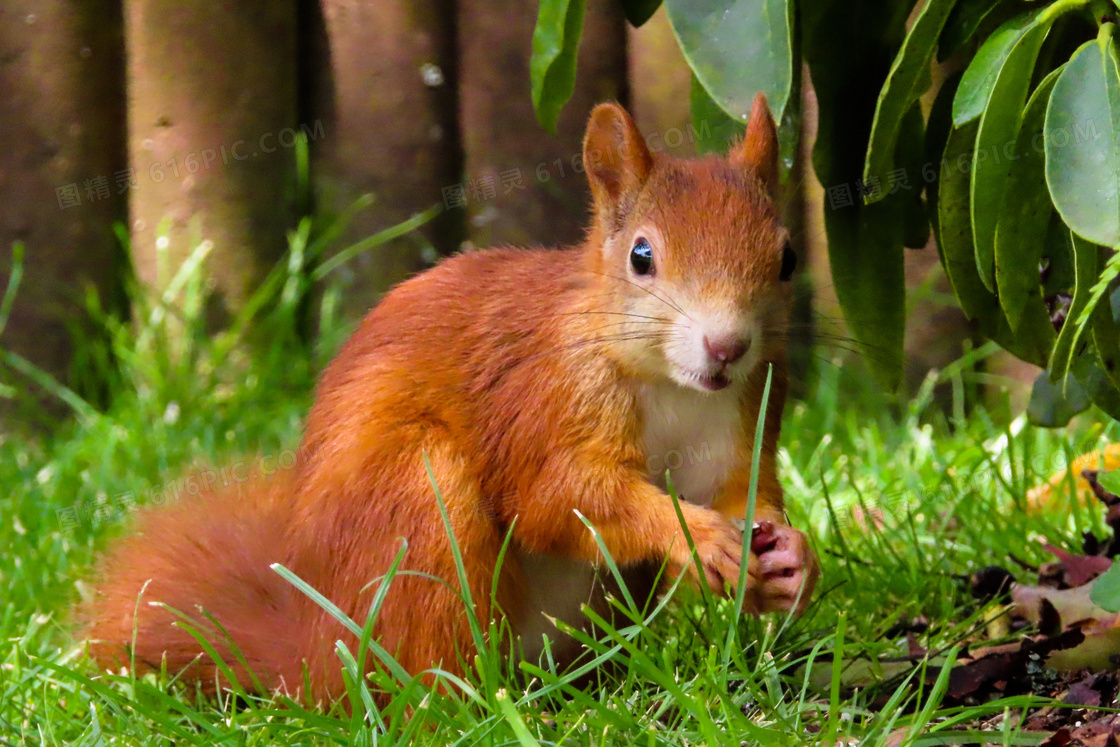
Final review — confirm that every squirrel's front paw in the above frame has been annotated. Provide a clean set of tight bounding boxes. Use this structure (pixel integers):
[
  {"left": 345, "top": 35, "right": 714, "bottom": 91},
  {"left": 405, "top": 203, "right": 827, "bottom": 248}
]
[
  {"left": 667, "top": 513, "right": 744, "bottom": 595},
  {"left": 747, "top": 521, "right": 819, "bottom": 614}
]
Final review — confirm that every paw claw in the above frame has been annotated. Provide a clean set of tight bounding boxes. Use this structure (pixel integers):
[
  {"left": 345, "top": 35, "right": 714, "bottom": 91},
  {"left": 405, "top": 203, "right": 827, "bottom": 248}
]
[{"left": 749, "top": 524, "right": 819, "bottom": 614}]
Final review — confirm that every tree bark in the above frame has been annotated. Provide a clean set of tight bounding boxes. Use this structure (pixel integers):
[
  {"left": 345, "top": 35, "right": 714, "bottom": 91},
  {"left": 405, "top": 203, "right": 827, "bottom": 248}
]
[
  {"left": 458, "top": 0, "right": 627, "bottom": 250},
  {"left": 306, "top": 0, "right": 462, "bottom": 319},
  {"left": 0, "top": 1, "right": 127, "bottom": 415},
  {"left": 124, "top": 1, "right": 297, "bottom": 320}
]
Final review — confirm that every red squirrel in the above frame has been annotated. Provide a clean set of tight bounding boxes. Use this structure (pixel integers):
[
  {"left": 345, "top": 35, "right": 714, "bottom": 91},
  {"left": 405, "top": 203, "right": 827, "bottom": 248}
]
[{"left": 83, "top": 93, "right": 820, "bottom": 703}]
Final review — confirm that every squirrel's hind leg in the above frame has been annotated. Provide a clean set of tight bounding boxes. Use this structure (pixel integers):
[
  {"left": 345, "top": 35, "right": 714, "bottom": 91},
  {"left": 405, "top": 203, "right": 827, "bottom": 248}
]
[{"left": 302, "top": 441, "right": 516, "bottom": 698}]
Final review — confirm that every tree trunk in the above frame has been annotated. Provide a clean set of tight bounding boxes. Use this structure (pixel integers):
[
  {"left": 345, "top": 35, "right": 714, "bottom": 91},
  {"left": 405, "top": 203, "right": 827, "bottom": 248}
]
[
  {"left": 0, "top": 1, "right": 127, "bottom": 419},
  {"left": 305, "top": 0, "right": 462, "bottom": 319},
  {"left": 124, "top": 1, "right": 297, "bottom": 321},
  {"left": 458, "top": 0, "right": 627, "bottom": 250}
]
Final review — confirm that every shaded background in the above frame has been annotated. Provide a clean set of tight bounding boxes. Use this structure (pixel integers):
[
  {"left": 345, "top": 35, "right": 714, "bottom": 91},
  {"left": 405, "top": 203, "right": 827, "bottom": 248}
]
[{"left": 0, "top": 0, "right": 1028, "bottom": 428}]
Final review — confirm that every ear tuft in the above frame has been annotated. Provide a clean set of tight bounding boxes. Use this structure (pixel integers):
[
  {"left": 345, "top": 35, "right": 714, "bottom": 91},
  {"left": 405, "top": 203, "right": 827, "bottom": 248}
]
[
  {"left": 729, "top": 93, "right": 780, "bottom": 199},
  {"left": 582, "top": 103, "right": 653, "bottom": 219}
]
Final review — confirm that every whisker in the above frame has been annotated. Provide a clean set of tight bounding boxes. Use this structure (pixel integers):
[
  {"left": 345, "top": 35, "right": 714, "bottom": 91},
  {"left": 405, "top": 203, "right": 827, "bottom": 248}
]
[
  {"left": 553, "top": 310, "right": 671, "bottom": 324},
  {"left": 509, "top": 332, "right": 663, "bottom": 370},
  {"left": 583, "top": 269, "right": 692, "bottom": 321}
]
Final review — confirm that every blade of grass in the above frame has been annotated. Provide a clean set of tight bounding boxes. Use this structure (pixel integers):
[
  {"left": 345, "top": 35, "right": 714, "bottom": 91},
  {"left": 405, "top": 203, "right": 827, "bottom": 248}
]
[
  {"left": 725, "top": 362, "right": 773, "bottom": 666},
  {"left": 312, "top": 205, "right": 442, "bottom": 281}
]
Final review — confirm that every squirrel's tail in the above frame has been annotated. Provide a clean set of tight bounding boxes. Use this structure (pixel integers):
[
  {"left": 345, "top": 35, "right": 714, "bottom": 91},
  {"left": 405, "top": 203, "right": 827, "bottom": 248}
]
[{"left": 81, "top": 476, "right": 306, "bottom": 696}]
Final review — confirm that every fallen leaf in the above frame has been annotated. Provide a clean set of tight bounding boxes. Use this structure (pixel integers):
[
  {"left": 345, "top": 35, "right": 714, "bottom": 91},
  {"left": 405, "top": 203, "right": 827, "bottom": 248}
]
[
  {"left": 1064, "top": 674, "right": 1103, "bottom": 707},
  {"left": 1028, "top": 447, "right": 1120, "bottom": 512},
  {"left": 1042, "top": 544, "right": 1112, "bottom": 588}
]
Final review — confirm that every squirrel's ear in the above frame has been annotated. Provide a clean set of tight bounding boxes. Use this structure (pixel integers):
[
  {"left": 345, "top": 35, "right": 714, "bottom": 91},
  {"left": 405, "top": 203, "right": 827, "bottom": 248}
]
[
  {"left": 583, "top": 103, "right": 652, "bottom": 221},
  {"left": 730, "top": 93, "right": 780, "bottom": 199}
]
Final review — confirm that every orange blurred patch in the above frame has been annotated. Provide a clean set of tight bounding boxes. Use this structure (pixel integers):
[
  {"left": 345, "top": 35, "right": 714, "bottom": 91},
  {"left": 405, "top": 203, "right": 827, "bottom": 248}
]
[{"left": 1026, "top": 444, "right": 1120, "bottom": 512}]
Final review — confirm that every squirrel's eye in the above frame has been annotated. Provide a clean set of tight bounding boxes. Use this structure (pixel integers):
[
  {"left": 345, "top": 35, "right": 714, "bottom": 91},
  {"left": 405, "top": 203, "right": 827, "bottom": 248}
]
[
  {"left": 630, "top": 238, "right": 655, "bottom": 276},
  {"left": 779, "top": 243, "right": 797, "bottom": 282}
]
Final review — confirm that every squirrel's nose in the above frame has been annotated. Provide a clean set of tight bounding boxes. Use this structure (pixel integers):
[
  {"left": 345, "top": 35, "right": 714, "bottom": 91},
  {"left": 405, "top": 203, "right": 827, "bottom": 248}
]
[{"left": 703, "top": 334, "right": 748, "bottom": 364}]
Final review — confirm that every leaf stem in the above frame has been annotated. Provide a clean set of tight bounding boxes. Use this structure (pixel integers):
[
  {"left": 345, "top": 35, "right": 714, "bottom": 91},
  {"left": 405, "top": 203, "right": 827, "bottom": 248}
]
[{"left": 1090, "top": 0, "right": 1117, "bottom": 26}]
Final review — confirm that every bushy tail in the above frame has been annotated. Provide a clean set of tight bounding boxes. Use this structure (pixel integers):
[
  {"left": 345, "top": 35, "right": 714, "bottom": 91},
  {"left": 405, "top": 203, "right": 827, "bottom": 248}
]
[{"left": 81, "top": 477, "right": 306, "bottom": 696}]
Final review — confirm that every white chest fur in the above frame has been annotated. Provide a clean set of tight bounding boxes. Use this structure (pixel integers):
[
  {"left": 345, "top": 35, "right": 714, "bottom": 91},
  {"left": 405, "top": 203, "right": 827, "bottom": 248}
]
[
  {"left": 638, "top": 381, "right": 742, "bottom": 507},
  {"left": 510, "top": 382, "right": 744, "bottom": 664}
]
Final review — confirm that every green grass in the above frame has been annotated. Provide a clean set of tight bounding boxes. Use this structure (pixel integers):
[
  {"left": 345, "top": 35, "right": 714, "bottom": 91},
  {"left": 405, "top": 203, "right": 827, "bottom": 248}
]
[{"left": 1, "top": 227, "right": 1117, "bottom": 745}]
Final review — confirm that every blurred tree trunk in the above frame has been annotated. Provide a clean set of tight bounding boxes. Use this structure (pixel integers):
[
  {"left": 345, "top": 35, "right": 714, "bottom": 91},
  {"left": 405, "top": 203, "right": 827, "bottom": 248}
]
[
  {"left": 305, "top": 0, "right": 462, "bottom": 320},
  {"left": 0, "top": 1, "right": 127, "bottom": 419},
  {"left": 125, "top": 1, "right": 297, "bottom": 321},
  {"left": 458, "top": 0, "right": 627, "bottom": 250}
]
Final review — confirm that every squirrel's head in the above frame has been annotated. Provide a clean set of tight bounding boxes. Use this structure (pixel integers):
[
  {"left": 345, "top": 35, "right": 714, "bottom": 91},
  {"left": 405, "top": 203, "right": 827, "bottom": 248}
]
[{"left": 580, "top": 94, "right": 794, "bottom": 394}]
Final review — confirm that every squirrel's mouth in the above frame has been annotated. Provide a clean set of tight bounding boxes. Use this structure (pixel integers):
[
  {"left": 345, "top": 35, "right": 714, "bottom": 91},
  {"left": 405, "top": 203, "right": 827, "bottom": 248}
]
[{"left": 695, "top": 371, "right": 731, "bottom": 392}]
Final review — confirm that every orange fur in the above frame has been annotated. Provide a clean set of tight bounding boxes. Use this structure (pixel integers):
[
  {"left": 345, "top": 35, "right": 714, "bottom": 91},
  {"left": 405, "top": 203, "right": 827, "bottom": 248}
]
[{"left": 82, "top": 94, "right": 819, "bottom": 704}]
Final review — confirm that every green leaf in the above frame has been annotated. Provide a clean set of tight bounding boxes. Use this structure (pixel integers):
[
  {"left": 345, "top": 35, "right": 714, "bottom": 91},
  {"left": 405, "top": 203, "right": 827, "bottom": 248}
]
[
  {"left": 938, "top": 121, "right": 1056, "bottom": 365},
  {"left": 804, "top": 0, "right": 912, "bottom": 389},
  {"left": 940, "top": 121, "right": 993, "bottom": 319},
  {"left": 952, "top": 7, "right": 1057, "bottom": 126},
  {"left": 620, "top": 0, "right": 662, "bottom": 27},
  {"left": 1042, "top": 213, "right": 1077, "bottom": 296},
  {"left": 897, "top": 104, "right": 932, "bottom": 249},
  {"left": 1072, "top": 249, "right": 1120, "bottom": 344},
  {"left": 530, "top": 0, "right": 588, "bottom": 134},
  {"left": 821, "top": 198, "right": 906, "bottom": 389},
  {"left": 927, "top": 73, "right": 964, "bottom": 260},
  {"left": 970, "top": 18, "right": 1050, "bottom": 292},
  {"left": 666, "top": 0, "right": 795, "bottom": 125},
  {"left": 938, "top": 0, "right": 1006, "bottom": 62},
  {"left": 1071, "top": 337, "right": 1120, "bottom": 420},
  {"left": 994, "top": 67, "right": 1062, "bottom": 330},
  {"left": 1094, "top": 285, "right": 1120, "bottom": 390},
  {"left": 1100, "top": 470, "right": 1120, "bottom": 495},
  {"left": 1091, "top": 560, "right": 1120, "bottom": 613},
  {"left": 863, "top": 0, "right": 959, "bottom": 195},
  {"left": 1051, "top": 232, "right": 1101, "bottom": 381},
  {"left": 1061, "top": 248, "right": 1120, "bottom": 401},
  {"left": 1027, "top": 367, "right": 1089, "bottom": 427},
  {"left": 1045, "top": 30, "right": 1120, "bottom": 248},
  {"left": 689, "top": 73, "right": 745, "bottom": 155}
]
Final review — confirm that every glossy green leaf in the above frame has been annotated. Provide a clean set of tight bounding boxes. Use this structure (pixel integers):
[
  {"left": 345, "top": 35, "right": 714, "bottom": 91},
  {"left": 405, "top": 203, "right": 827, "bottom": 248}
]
[
  {"left": 950, "top": 3, "right": 1080, "bottom": 128},
  {"left": 1045, "top": 31, "right": 1120, "bottom": 248},
  {"left": 940, "top": 121, "right": 993, "bottom": 319},
  {"left": 970, "top": 18, "right": 1050, "bottom": 292},
  {"left": 938, "top": 122, "right": 1055, "bottom": 365},
  {"left": 689, "top": 73, "right": 744, "bottom": 155},
  {"left": 530, "top": 0, "right": 588, "bottom": 134},
  {"left": 1050, "top": 232, "right": 1101, "bottom": 382},
  {"left": 863, "top": 0, "right": 959, "bottom": 195},
  {"left": 620, "top": 0, "right": 662, "bottom": 27},
  {"left": 926, "top": 73, "right": 964, "bottom": 261},
  {"left": 938, "top": 0, "right": 1005, "bottom": 62},
  {"left": 953, "top": 10, "right": 1040, "bottom": 126},
  {"left": 666, "top": 0, "right": 794, "bottom": 125},
  {"left": 994, "top": 67, "right": 1061, "bottom": 330}
]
